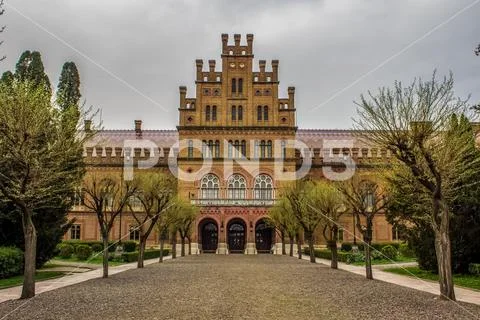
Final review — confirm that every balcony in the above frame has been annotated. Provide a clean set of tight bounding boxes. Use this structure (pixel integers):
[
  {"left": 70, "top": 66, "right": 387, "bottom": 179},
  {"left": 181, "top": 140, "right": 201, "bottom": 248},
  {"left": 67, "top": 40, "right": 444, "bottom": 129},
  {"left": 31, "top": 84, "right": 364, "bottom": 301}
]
[{"left": 191, "top": 198, "right": 276, "bottom": 207}]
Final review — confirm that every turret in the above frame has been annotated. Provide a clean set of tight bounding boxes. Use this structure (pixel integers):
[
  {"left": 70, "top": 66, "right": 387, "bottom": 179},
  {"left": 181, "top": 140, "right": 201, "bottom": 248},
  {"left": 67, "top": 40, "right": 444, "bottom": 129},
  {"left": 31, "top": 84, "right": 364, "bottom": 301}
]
[
  {"left": 221, "top": 34, "right": 228, "bottom": 53},
  {"left": 179, "top": 86, "right": 187, "bottom": 108},
  {"left": 271, "top": 60, "right": 279, "bottom": 82},
  {"left": 234, "top": 34, "right": 241, "bottom": 46},
  {"left": 246, "top": 34, "right": 254, "bottom": 54},
  {"left": 195, "top": 59, "right": 203, "bottom": 81},
  {"left": 288, "top": 86, "right": 295, "bottom": 108}
]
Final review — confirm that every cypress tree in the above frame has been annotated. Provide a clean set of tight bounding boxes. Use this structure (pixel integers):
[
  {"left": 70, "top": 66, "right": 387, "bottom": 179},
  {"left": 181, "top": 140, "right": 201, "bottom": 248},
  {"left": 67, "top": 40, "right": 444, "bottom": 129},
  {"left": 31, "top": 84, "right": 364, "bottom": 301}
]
[
  {"left": 14, "top": 50, "right": 51, "bottom": 94},
  {"left": 57, "top": 62, "right": 81, "bottom": 111}
]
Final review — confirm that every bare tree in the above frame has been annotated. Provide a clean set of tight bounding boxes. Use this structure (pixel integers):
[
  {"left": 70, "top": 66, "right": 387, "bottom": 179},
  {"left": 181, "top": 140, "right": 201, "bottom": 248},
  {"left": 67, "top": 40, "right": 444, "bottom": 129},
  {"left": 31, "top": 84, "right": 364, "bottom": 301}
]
[
  {"left": 337, "top": 176, "right": 388, "bottom": 278},
  {"left": 354, "top": 72, "right": 477, "bottom": 300},
  {"left": 130, "top": 173, "right": 175, "bottom": 268},
  {"left": 82, "top": 173, "right": 137, "bottom": 278}
]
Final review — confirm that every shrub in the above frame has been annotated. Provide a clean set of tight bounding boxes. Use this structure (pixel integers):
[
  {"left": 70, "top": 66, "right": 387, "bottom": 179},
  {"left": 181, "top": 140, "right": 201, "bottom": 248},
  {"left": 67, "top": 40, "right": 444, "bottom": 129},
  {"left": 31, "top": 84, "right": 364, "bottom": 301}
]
[
  {"left": 122, "top": 241, "right": 137, "bottom": 253},
  {"left": 398, "top": 243, "right": 415, "bottom": 258},
  {"left": 381, "top": 245, "right": 398, "bottom": 261},
  {"left": 0, "top": 247, "right": 24, "bottom": 279},
  {"left": 346, "top": 252, "right": 365, "bottom": 264},
  {"left": 57, "top": 243, "right": 74, "bottom": 259},
  {"left": 121, "top": 249, "right": 171, "bottom": 263},
  {"left": 469, "top": 263, "right": 480, "bottom": 275},
  {"left": 91, "top": 243, "right": 103, "bottom": 253},
  {"left": 75, "top": 245, "right": 92, "bottom": 260},
  {"left": 340, "top": 243, "right": 352, "bottom": 252},
  {"left": 61, "top": 240, "right": 116, "bottom": 252},
  {"left": 371, "top": 250, "right": 384, "bottom": 260}
]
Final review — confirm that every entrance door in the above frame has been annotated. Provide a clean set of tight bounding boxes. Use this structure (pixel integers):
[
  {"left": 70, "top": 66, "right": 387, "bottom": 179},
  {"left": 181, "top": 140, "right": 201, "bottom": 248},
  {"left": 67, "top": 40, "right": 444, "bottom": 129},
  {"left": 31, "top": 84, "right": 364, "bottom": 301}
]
[
  {"left": 255, "top": 220, "right": 273, "bottom": 253},
  {"left": 228, "top": 220, "right": 246, "bottom": 253},
  {"left": 201, "top": 222, "right": 218, "bottom": 253}
]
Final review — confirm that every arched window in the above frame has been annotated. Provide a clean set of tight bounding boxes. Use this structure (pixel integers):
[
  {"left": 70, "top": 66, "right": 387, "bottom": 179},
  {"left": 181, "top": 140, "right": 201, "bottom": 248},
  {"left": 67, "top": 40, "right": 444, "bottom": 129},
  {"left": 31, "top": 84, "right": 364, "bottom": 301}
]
[
  {"left": 231, "top": 78, "right": 236, "bottom": 94},
  {"left": 263, "top": 106, "right": 269, "bottom": 121},
  {"left": 202, "top": 140, "right": 207, "bottom": 158},
  {"left": 215, "top": 140, "right": 220, "bottom": 158},
  {"left": 254, "top": 140, "right": 259, "bottom": 158},
  {"left": 254, "top": 174, "right": 273, "bottom": 200},
  {"left": 234, "top": 140, "right": 240, "bottom": 158},
  {"left": 231, "top": 105, "right": 236, "bottom": 121},
  {"left": 238, "top": 105, "right": 243, "bottom": 121},
  {"left": 227, "top": 174, "right": 246, "bottom": 199},
  {"left": 238, "top": 78, "right": 243, "bottom": 93},
  {"left": 205, "top": 105, "right": 210, "bottom": 121},
  {"left": 200, "top": 174, "right": 220, "bottom": 199},
  {"left": 266, "top": 140, "right": 272, "bottom": 158},
  {"left": 187, "top": 140, "right": 193, "bottom": 159},
  {"left": 281, "top": 140, "right": 286, "bottom": 159},
  {"left": 260, "top": 140, "right": 266, "bottom": 158},
  {"left": 257, "top": 106, "right": 262, "bottom": 121},
  {"left": 212, "top": 105, "right": 217, "bottom": 121},
  {"left": 207, "top": 140, "right": 214, "bottom": 158},
  {"left": 360, "top": 181, "right": 376, "bottom": 208},
  {"left": 241, "top": 140, "right": 246, "bottom": 158}
]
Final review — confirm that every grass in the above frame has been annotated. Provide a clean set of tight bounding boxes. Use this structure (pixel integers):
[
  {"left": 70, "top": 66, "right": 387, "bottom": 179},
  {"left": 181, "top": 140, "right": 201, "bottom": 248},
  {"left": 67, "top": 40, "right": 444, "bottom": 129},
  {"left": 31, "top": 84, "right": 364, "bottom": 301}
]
[
  {"left": 350, "top": 255, "right": 416, "bottom": 266},
  {"left": 0, "top": 271, "right": 66, "bottom": 289},
  {"left": 383, "top": 266, "right": 480, "bottom": 291},
  {"left": 51, "top": 255, "right": 126, "bottom": 266}
]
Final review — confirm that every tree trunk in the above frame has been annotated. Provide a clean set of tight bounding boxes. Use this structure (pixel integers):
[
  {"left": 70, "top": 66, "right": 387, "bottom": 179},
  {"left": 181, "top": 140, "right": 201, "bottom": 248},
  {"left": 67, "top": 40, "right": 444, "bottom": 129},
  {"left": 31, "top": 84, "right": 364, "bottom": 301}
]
[
  {"left": 181, "top": 238, "right": 185, "bottom": 257},
  {"left": 297, "top": 234, "right": 302, "bottom": 259},
  {"left": 434, "top": 228, "right": 456, "bottom": 300},
  {"left": 188, "top": 238, "right": 192, "bottom": 255},
  {"left": 289, "top": 237, "right": 294, "bottom": 257},
  {"left": 281, "top": 231, "right": 286, "bottom": 255},
  {"left": 21, "top": 210, "right": 37, "bottom": 299},
  {"left": 137, "top": 236, "right": 146, "bottom": 268},
  {"left": 307, "top": 232, "right": 315, "bottom": 263},
  {"left": 102, "top": 232, "right": 109, "bottom": 278},
  {"left": 328, "top": 240, "right": 338, "bottom": 269},
  {"left": 364, "top": 239, "right": 373, "bottom": 279},
  {"left": 159, "top": 238, "right": 164, "bottom": 263},
  {"left": 172, "top": 231, "right": 177, "bottom": 259}
]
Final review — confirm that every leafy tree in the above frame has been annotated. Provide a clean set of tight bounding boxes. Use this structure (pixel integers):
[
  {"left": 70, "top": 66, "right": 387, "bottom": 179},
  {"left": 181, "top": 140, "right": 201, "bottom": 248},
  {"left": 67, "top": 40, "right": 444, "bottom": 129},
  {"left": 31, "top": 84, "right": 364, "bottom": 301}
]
[
  {"left": 314, "top": 182, "right": 344, "bottom": 269},
  {"left": 268, "top": 198, "right": 300, "bottom": 256},
  {"left": 130, "top": 173, "right": 175, "bottom": 268},
  {"left": 57, "top": 62, "right": 81, "bottom": 123},
  {"left": 82, "top": 173, "right": 138, "bottom": 278},
  {"left": 169, "top": 199, "right": 198, "bottom": 257},
  {"left": 387, "top": 115, "right": 480, "bottom": 273},
  {"left": 0, "top": 81, "right": 86, "bottom": 298},
  {"left": 14, "top": 50, "right": 51, "bottom": 94},
  {"left": 0, "top": 71, "right": 12, "bottom": 85},
  {"left": 337, "top": 176, "right": 389, "bottom": 279},
  {"left": 285, "top": 179, "right": 326, "bottom": 263},
  {"left": 354, "top": 72, "right": 476, "bottom": 300}
]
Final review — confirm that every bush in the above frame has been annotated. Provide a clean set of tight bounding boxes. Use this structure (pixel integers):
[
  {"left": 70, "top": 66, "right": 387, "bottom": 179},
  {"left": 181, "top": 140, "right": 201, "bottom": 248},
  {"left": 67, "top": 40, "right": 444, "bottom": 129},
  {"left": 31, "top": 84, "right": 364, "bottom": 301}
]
[
  {"left": 469, "top": 263, "right": 480, "bottom": 275},
  {"left": 122, "top": 241, "right": 137, "bottom": 253},
  {"left": 121, "top": 249, "right": 170, "bottom": 263},
  {"left": 399, "top": 243, "right": 415, "bottom": 258},
  {"left": 57, "top": 243, "right": 74, "bottom": 259},
  {"left": 75, "top": 245, "right": 92, "bottom": 260},
  {"left": 302, "top": 248, "right": 351, "bottom": 263},
  {"left": 381, "top": 245, "right": 398, "bottom": 261},
  {"left": 340, "top": 243, "right": 352, "bottom": 252},
  {"left": 0, "top": 247, "right": 24, "bottom": 279},
  {"left": 91, "top": 243, "right": 103, "bottom": 253},
  {"left": 62, "top": 240, "right": 117, "bottom": 252},
  {"left": 371, "top": 250, "right": 383, "bottom": 260},
  {"left": 346, "top": 252, "right": 365, "bottom": 264}
]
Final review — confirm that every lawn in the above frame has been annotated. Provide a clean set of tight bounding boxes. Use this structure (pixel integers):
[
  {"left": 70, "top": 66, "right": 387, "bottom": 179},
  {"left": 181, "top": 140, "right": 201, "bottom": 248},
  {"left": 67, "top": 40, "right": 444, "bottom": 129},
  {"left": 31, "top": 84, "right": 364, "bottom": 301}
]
[
  {"left": 350, "top": 255, "right": 416, "bottom": 266},
  {"left": 0, "top": 271, "right": 66, "bottom": 289},
  {"left": 51, "top": 255, "right": 126, "bottom": 266},
  {"left": 383, "top": 266, "right": 480, "bottom": 291}
]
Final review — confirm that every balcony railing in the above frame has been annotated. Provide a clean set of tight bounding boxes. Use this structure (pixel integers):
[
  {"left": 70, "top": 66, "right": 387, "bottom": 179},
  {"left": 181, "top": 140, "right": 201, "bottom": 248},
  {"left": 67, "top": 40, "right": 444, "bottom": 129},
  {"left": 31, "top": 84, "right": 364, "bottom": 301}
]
[{"left": 191, "top": 198, "right": 276, "bottom": 207}]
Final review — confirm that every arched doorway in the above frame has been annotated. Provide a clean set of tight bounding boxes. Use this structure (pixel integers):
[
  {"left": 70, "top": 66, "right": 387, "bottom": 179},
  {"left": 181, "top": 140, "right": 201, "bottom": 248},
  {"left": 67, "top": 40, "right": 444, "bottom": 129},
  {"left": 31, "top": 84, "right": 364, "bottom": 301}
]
[
  {"left": 200, "top": 219, "right": 218, "bottom": 253},
  {"left": 255, "top": 219, "right": 274, "bottom": 253},
  {"left": 227, "top": 219, "right": 246, "bottom": 254}
]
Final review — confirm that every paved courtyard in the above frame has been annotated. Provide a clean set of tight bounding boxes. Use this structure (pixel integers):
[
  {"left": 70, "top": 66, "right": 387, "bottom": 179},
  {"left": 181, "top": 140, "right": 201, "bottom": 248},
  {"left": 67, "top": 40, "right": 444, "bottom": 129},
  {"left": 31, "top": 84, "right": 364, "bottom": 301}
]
[{"left": 0, "top": 255, "right": 479, "bottom": 320}]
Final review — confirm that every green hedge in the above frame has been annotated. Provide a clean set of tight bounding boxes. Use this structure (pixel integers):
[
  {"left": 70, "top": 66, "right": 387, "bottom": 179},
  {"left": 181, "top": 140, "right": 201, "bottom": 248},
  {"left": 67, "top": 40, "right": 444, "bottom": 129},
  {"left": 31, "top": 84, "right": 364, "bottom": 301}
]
[
  {"left": 122, "top": 241, "right": 137, "bottom": 252},
  {"left": 340, "top": 241, "right": 402, "bottom": 252},
  {"left": 469, "top": 263, "right": 480, "bottom": 275},
  {"left": 303, "top": 248, "right": 351, "bottom": 263},
  {"left": 121, "top": 249, "right": 170, "bottom": 263},
  {"left": 0, "top": 247, "right": 24, "bottom": 279},
  {"left": 61, "top": 240, "right": 116, "bottom": 252},
  {"left": 75, "top": 245, "right": 92, "bottom": 260}
]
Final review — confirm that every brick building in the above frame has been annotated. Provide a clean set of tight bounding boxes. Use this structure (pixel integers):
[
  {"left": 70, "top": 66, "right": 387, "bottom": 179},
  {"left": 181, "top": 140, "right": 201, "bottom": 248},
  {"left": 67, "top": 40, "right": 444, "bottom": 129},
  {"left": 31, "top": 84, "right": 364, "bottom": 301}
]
[{"left": 67, "top": 34, "right": 396, "bottom": 253}]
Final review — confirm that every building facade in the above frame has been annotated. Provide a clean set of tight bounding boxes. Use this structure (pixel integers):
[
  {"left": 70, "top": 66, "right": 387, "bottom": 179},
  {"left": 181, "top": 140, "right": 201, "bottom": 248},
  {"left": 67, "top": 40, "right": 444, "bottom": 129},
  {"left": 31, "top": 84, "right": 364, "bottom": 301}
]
[{"left": 67, "top": 34, "right": 396, "bottom": 253}]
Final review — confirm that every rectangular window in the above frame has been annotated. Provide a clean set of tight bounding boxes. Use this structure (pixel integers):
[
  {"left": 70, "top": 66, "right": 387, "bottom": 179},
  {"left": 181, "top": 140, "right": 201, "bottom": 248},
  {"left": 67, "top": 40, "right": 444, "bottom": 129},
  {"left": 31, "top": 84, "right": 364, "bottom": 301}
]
[
  {"left": 205, "top": 105, "right": 210, "bottom": 121},
  {"left": 70, "top": 224, "right": 81, "bottom": 240},
  {"left": 187, "top": 140, "right": 193, "bottom": 159},
  {"left": 212, "top": 105, "right": 217, "bottom": 121},
  {"left": 231, "top": 78, "right": 236, "bottom": 94},
  {"left": 231, "top": 105, "right": 236, "bottom": 121},
  {"left": 238, "top": 106, "right": 243, "bottom": 121},
  {"left": 337, "top": 228, "right": 344, "bottom": 242},
  {"left": 238, "top": 78, "right": 243, "bottom": 93},
  {"left": 263, "top": 106, "right": 269, "bottom": 121},
  {"left": 257, "top": 106, "right": 262, "bottom": 121},
  {"left": 129, "top": 226, "right": 140, "bottom": 241}
]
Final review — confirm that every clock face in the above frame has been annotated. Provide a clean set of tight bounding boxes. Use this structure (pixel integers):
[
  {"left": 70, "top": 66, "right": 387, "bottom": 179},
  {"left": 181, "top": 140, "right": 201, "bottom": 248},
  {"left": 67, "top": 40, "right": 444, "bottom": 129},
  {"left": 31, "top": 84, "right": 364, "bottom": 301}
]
[
  {"left": 230, "top": 63, "right": 235, "bottom": 68},
  {"left": 239, "top": 63, "right": 245, "bottom": 68}
]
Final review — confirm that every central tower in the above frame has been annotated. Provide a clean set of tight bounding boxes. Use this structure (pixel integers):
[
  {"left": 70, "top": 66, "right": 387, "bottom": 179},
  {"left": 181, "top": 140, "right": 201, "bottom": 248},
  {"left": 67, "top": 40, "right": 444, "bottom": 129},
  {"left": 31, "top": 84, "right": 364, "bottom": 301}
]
[{"left": 177, "top": 34, "right": 297, "bottom": 254}]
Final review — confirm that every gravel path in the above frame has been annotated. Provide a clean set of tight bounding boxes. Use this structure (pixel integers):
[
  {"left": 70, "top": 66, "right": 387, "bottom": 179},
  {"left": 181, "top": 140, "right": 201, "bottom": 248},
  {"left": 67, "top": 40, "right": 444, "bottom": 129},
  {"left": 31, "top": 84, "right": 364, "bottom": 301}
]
[{"left": 1, "top": 255, "right": 479, "bottom": 320}]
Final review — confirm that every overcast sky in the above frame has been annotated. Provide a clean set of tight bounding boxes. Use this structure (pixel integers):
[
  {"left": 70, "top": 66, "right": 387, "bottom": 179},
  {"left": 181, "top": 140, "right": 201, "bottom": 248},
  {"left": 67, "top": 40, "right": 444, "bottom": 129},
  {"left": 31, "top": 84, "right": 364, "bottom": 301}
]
[{"left": 2, "top": 0, "right": 479, "bottom": 130}]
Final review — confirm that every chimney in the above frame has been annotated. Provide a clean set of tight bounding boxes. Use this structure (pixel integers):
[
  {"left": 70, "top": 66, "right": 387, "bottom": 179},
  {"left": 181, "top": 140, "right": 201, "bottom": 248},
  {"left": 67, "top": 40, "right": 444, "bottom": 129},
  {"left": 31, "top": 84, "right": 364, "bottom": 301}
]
[
  {"left": 246, "top": 34, "right": 254, "bottom": 54},
  {"left": 259, "top": 60, "right": 266, "bottom": 73},
  {"left": 134, "top": 120, "right": 142, "bottom": 135},
  {"left": 221, "top": 33, "right": 229, "bottom": 53},
  {"left": 234, "top": 34, "right": 241, "bottom": 46},
  {"left": 271, "top": 60, "right": 279, "bottom": 82},
  {"left": 84, "top": 119, "right": 92, "bottom": 132},
  {"left": 208, "top": 60, "right": 216, "bottom": 73},
  {"left": 179, "top": 86, "right": 187, "bottom": 108},
  {"left": 288, "top": 87, "right": 295, "bottom": 108},
  {"left": 195, "top": 59, "right": 203, "bottom": 81}
]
